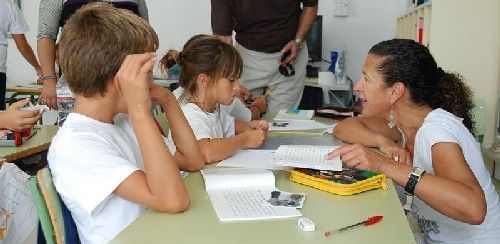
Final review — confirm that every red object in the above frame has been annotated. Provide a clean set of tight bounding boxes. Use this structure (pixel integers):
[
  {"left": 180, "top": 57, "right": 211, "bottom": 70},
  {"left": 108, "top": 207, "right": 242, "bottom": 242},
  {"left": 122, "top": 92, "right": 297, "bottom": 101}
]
[
  {"left": 417, "top": 17, "right": 424, "bottom": 44},
  {"left": 324, "top": 215, "right": 384, "bottom": 237}
]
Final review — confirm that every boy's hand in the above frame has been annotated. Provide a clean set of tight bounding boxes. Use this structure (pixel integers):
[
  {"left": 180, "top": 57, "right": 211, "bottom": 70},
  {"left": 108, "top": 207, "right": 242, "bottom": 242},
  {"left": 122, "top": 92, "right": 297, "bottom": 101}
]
[
  {"left": 115, "top": 53, "right": 156, "bottom": 115},
  {"left": 2, "top": 98, "right": 41, "bottom": 131},
  {"left": 242, "top": 128, "right": 266, "bottom": 148}
]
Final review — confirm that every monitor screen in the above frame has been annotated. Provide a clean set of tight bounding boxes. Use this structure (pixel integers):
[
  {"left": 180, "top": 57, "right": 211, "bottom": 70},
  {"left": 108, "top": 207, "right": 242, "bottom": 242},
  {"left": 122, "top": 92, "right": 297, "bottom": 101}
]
[{"left": 306, "top": 15, "right": 322, "bottom": 62}]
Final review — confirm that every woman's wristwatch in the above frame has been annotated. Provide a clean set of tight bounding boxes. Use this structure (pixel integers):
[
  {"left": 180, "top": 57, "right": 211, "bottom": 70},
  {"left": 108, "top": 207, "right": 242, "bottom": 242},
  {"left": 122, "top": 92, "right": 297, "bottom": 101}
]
[{"left": 404, "top": 167, "right": 426, "bottom": 196}]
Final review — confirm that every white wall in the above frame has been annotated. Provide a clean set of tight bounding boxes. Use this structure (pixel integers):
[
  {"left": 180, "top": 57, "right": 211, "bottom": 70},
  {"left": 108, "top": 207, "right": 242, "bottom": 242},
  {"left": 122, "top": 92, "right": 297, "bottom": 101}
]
[
  {"left": 318, "top": 0, "right": 407, "bottom": 82},
  {"left": 6, "top": 0, "right": 407, "bottom": 86},
  {"left": 429, "top": 0, "right": 500, "bottom": 145},
  {"left": 5, "top": 1, "right": 39, "bottom": 86}
]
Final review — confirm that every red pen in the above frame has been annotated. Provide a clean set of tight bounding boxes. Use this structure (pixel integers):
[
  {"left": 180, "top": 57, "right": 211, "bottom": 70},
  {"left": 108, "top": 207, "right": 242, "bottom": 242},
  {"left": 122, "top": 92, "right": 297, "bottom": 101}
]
[{"left": 324, "top": 215, "right": 383, "bottom": 237}]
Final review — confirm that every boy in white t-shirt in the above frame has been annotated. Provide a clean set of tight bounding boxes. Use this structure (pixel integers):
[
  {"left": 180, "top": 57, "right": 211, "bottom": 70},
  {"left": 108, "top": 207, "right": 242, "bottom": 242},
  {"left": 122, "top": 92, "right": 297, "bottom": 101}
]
[{"left": 47, "top": 3, "right": 205, "bottom": 243}]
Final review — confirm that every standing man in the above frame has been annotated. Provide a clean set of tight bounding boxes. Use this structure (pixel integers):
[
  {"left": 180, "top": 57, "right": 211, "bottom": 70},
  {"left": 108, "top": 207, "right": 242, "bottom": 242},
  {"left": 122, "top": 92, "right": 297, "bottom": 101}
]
[
  {"left": 211, "top": 0, "right": 318, "bottom": 115},
  {"left": 0, "top": 0, "right": 42, "bottom": 110},
  {"left": 37, "top": 0, "right": 149, "bottom": 109}
]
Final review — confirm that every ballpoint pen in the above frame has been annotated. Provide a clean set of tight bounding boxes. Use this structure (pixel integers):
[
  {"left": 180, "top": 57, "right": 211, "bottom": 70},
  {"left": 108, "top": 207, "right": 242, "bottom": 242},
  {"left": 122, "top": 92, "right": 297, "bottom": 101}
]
[{"left": 324, "top": 215, "right": 383, "bottom": 237}]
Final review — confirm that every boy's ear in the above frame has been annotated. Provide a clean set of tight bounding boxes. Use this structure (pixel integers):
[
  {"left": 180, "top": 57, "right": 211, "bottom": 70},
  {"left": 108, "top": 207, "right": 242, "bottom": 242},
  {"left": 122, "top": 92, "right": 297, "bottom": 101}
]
[
  {"left": 111, "top": 75, "right": 121, "bottom": 93},
  {"left": 196, "top": 73, "right": 210, "bottom": 88}
]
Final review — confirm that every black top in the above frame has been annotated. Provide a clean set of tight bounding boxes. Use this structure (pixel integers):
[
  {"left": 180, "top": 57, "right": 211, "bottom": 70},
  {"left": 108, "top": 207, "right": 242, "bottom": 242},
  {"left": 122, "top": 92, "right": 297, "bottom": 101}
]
[
  {"left": 60, "top": 0, "right": 140, "bottom": 27},
  {"left": 211, "top": 0, "right": 318, "bottom": 53}
]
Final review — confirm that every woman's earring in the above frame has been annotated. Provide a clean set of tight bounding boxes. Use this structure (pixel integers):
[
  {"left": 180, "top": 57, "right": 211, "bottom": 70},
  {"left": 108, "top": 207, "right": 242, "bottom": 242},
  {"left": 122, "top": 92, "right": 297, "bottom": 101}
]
[{"left": 388, "top": 106, "right": 396, "bottom": 129}]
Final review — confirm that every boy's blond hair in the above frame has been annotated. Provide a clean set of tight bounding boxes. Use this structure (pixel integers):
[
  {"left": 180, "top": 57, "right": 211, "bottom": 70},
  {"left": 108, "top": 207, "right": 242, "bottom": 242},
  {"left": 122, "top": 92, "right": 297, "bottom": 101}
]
[{"left": 58, "top": 2, "right": 159, "bottom": 97}]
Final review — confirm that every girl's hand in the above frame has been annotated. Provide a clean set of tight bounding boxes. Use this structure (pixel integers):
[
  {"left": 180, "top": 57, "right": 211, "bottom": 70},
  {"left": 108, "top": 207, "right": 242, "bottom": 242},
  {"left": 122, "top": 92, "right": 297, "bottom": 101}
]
[
  {"left": 242, "top": 128, "right": 266, "bottom": 148},
  {"left": 325, "top": 143, "right": 390, "bottom": 173},
  {"left": 249, "top": 120, "right": 269, "bottom": 131}
]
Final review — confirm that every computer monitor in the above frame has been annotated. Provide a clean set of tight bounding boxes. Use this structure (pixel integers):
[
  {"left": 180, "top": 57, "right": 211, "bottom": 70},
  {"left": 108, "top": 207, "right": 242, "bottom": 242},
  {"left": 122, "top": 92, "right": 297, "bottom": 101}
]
[{"left": 306, "top": 15, "right": 322, "bottom": 62}]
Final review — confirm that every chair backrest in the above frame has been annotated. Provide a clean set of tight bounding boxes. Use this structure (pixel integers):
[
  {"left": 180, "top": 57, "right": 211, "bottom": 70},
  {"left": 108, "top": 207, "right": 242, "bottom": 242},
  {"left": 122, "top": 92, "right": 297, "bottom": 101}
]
[{"left": 29, "top": 168, "right": 80, "bottom": 244}]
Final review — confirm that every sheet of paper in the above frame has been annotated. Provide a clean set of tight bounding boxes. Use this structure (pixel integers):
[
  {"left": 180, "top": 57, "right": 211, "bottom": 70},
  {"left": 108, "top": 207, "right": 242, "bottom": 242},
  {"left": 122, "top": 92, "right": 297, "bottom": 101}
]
[
  {"left": 201, "top": 168, "right": 276, "bottom": 191},
  {"left": 217, "top": 150, "right": 289, "bottom": 170},
  {"left": 274, "top": 145, "right": 342, "bottom": 171},
  {"left": 269, "top": 120, "right": 334, "bottom": 131}
]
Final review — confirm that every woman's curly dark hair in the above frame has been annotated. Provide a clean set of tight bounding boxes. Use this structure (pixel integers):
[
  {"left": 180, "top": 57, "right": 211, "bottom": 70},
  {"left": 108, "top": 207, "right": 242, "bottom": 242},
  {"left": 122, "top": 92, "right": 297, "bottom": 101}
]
[{"left": 368, "top": 39, "right": 475, "bottom": 135}]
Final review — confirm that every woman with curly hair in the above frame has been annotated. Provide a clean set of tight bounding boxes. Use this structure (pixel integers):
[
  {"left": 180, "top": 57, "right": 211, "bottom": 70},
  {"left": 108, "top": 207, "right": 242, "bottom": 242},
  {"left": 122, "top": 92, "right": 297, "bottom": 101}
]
[{"left": 326, "top": 39, "right": 500, "bottom": 243}]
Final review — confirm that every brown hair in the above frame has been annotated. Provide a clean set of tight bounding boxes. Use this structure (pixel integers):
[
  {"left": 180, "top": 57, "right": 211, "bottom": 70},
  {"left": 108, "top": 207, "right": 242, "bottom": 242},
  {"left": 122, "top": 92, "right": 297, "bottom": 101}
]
[
  {"left": 159, "top": 34, "right": 243, "bottom": 101},
  {"left": 58, "top": 2, "right": 159, "bottom": 97},
  {"left": 369, "top": 39, "right": 475, "bottom": 135}
]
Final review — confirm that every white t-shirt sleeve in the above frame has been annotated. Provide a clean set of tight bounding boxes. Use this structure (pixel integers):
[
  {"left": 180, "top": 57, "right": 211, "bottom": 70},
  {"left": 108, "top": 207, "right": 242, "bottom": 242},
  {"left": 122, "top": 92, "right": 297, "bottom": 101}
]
[
  {"left": 5, "top": 0, "right": 29, "bottom": 34},
  {"left": 52, "top": 133, "right": 140, "bottom": 215},
  {"left": 182, "top": 105, "right": 215, "bottom": 140},
  {"left": 416, "top": 122, "right": 460, "bottom": 170}
]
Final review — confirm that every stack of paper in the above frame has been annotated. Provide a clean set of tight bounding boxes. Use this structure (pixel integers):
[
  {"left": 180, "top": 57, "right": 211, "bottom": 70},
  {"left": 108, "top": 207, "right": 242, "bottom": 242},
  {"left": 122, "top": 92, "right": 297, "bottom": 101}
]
[{"left": 201, "top": 168, "right": 302, "bottom": 221}]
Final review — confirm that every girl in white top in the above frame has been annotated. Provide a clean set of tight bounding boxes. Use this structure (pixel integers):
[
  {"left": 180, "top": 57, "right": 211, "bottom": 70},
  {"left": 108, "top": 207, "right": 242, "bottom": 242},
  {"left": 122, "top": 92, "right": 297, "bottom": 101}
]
[
  {"left": 160, "top": 35, "right": 269, "bottom": 164},
  {"left": 326, "top": 39, "right": 500, "bottom": 243}
]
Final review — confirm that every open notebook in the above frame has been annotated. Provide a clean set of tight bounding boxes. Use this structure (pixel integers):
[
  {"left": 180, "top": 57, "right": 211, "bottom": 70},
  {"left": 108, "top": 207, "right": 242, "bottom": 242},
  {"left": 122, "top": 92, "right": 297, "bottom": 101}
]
[{"left": 201, "top": 168, "right": 301, "bottom": 222}]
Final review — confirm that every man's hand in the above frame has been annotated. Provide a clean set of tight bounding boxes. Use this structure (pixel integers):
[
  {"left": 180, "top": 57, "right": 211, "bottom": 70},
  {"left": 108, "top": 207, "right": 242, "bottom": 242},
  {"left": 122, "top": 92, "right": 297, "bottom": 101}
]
[
  {"left": 250, "top": 95, "right": 267, "bottom": 114},
  {"left": 40, "top": 79, "right": 58, "bottom": 109},
  {"left": 1, "top": 98, "right": 41, "bottom": 131},
  {"left": 280, "top": 40, "right": 300, "bottom": 64},
  {"left": 115, "top": 53, "right": 157, "bottom": 115}
]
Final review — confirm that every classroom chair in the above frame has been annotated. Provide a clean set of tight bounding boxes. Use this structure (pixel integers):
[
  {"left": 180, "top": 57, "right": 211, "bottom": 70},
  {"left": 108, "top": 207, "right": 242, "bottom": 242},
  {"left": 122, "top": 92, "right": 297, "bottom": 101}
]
[{"left": 29, "top": 167, "right": 80, "bottom": 244}]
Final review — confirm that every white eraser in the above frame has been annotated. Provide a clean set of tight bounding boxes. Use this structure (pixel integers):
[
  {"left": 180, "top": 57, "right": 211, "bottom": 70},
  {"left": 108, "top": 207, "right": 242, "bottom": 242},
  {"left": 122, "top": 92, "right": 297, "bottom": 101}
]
[{"left": 298, "top": 217, "right": 315, "bottom": 232}]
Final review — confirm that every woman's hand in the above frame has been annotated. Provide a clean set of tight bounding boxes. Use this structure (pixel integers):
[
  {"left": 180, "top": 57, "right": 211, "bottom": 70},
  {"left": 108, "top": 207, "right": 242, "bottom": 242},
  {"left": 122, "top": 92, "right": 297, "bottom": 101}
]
[
  {"left": 325, "top": 143, "right": 391, "bottom": 173},
  {"left": 378, "top": 139, "right": 412, "bottom": 165}
]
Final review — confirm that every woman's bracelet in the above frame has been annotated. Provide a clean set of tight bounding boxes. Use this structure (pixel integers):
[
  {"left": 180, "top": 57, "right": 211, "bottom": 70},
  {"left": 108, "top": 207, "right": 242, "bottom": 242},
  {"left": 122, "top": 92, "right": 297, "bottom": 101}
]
[{"left": 39, "top": 74, "right": 58, "bottom": 81}]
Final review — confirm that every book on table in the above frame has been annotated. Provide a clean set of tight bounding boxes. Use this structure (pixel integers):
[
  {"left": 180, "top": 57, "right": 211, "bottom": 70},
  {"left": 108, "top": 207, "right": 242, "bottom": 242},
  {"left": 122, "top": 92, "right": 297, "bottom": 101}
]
[
  {"left": 274, "top": 109, "right": 314, "bottom": 121},
  {"left": 201, "top": 168, "right": 302, "bottom": 222}
]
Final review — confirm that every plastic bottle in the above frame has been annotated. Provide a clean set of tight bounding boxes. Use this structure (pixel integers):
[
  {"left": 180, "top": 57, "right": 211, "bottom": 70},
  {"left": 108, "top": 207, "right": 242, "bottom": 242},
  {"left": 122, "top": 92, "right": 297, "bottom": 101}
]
[{"left": 56, "top": 75, "right": 75, "bottom": 126}]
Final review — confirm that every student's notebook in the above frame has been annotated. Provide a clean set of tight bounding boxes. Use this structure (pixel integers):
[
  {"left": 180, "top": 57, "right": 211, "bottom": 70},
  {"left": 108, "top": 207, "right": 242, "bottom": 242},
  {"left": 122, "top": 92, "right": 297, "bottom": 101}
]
[
  {"left": 274, "top": 109, "right": 314, "bottom": 121},
  {"left": 201, "top": 168, "right": 302, "bottom": 222},
  {"left": 290, "top": 168, "right": 387, "bottom": 196},
  {"left": 273, "top": 145, "right": 342, "bottom": 171}
]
